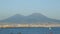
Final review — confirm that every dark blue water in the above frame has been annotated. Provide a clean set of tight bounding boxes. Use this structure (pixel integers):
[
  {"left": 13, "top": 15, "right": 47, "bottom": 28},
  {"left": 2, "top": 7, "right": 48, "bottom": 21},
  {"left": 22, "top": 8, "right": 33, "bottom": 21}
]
[{"left": 0, "top": 27, "right": 60, "bottom": 34}]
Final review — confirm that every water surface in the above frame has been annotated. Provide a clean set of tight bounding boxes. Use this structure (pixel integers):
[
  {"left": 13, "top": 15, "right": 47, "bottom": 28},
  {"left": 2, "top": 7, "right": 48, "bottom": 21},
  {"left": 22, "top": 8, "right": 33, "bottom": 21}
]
[{"left": 0, "top": 27, "right": 60, "bottom": 34}]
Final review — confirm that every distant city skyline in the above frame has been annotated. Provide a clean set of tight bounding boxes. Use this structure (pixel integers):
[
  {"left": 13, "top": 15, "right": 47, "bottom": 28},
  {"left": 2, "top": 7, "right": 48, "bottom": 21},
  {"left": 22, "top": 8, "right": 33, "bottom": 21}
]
[{"left": 0, "top": 0, "right": 60, "bottom": 20}]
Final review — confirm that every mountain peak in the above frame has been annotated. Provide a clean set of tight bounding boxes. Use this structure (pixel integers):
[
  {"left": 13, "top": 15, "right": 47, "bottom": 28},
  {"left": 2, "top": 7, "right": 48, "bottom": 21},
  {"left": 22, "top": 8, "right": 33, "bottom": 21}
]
[
  {"left": 12, "top": 14, "right": 24, "bottom": 17},
  {"left": 14, "top": 14, "right": 22, "bottom": 16},
  {"left": 29, "top": 13, "right": 47, "bottom": 18}
]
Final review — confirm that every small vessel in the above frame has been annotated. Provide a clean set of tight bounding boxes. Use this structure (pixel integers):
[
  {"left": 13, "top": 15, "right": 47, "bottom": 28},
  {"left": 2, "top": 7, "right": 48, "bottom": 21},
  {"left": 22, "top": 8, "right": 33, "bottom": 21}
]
[
  {"left": 49, "top": 27, "right": 52, "bottom": 30},
  {"left": 49, "top": 27, "right": 53, "bottom": 34}
]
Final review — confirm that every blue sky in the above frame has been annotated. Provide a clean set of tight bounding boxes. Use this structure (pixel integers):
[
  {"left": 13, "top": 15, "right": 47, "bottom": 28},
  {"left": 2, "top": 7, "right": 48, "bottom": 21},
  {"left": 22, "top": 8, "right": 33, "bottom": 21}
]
[{"left": 0, "top": 0, "right": 60, "bottom": 20}]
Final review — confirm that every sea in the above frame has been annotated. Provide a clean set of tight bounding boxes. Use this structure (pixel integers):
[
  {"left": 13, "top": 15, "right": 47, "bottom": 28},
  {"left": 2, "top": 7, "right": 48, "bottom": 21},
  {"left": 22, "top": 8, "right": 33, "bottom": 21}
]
[{"left": 0, "top": 27, "right": 60, "bottom": 34}]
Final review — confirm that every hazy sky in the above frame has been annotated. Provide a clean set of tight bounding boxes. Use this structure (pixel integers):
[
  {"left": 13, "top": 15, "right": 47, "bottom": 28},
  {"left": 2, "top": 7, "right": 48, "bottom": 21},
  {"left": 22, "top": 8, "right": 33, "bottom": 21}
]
[{"left": 0, "top": 0, "right": 60, "bottom": 20}]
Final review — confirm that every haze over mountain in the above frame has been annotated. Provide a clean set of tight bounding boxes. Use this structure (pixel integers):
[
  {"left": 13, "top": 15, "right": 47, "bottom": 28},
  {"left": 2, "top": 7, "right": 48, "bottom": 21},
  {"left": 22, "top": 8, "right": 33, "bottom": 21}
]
[{"left": 0, "top": 13, "right": 60, "bottom": 24}]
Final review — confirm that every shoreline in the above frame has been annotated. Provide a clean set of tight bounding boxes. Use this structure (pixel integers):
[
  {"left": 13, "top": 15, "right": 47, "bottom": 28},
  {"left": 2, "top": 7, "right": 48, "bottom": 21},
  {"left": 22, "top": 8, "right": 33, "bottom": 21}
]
[{"left": 0, "top": 24, "right": 60, "bottom": 28}]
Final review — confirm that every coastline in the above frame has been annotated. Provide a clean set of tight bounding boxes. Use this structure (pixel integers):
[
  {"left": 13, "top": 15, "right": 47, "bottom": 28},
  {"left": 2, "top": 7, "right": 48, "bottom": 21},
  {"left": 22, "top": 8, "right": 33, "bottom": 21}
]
[{"left": 0, "top": 23, "right": 60, "bottom": 28}]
